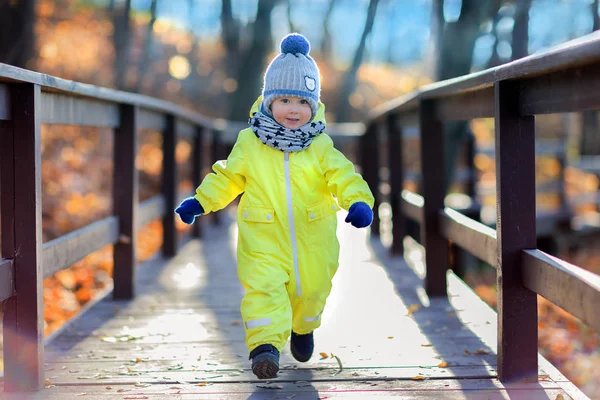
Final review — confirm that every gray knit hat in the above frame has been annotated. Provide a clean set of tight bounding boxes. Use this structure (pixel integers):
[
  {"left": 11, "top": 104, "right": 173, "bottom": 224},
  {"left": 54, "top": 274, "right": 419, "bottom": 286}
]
[{"left": 262, "top": 33, "right": 320, "bottom": 118}]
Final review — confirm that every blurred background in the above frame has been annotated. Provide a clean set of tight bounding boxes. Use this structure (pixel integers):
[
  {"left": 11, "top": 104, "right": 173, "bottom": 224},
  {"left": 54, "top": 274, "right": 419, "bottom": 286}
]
[{"left": 0, "top": 0, "right": 598, "bottom": 397}]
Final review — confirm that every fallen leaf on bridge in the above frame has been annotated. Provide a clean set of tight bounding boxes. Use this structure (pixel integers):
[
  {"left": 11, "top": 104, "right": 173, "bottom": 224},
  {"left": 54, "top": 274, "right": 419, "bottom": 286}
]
[
  {"left": 438, "top": 361, "right": 449, "bottom": 368},
  {"left": 406, "top": 304, "right": 421, "bottom": 316},
  {"left": 319, "top": 352, "right": 329, "bottom": 359},
  {"left": 411, "top": 375, "right": 426, "bottom": 380}
]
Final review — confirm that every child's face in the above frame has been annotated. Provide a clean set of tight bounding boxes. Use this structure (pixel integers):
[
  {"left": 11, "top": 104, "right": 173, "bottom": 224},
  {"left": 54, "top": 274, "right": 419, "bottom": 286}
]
[{"left": 270, "top": 96, "right": 312, "bottom": 129}]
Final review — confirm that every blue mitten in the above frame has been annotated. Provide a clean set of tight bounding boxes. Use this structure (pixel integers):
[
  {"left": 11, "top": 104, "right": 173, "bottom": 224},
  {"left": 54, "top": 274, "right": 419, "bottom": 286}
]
[
  {"left": 175, "top": 197, "right": 204, "bottom": 224},
  {"left": 345, "top": 202, "right": 373, "bottom": 228}
]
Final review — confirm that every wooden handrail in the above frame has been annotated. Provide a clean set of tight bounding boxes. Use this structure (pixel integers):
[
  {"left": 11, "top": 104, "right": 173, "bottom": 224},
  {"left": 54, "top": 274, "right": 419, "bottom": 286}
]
[
  {"left": 522, "top": 250, "right": 600, "bottom": 332},
  {"left": 42, "top": 216, "right": 120, "bottom": 279},
  {"left": 360, "top": 30, "right": 600, "bottom": 384}
]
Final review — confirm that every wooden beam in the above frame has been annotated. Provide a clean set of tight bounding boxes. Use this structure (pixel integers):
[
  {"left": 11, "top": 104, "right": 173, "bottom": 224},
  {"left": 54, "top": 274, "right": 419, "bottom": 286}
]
[
  {"left": 522, "top": 249, "right": 600, "bottom": 332},
  {"left": 137, "top": 195, "right": 166, "bottom": 228},
  {"left": 138, "top": 108, "right": 166, "bottom": 131},
  {"left": 435, "top": 86, "right": 494, "bottom": 121},
  {"left": 40, "top": 92, "right": 119, "bottom": 127},
  {"left": 192, "top": 126, "right": 205, "bottom": 238},
  {"left": 42, "top": 216, "right": 119, "bottom": 279},
  {"left": 419, "top": 99, "right": 449, "bottom": 296},
  {"left": 494, "top": 80, "right": 538, "bottom": 383},
  {"left": 439, "top": 208, "right": 497, "bottom": 267},
  {"left": 0, "top": 258, "right": 15, "bottom": 302},
  {"left": 162, "top": 115, "right": 177, "bottom": 255},
  {"left": 519, "top": 62, "right": 600, "bottom": 115},
  {"left": 401, "top": 190, "right": 424, "bottom": 223},
  {"left": 0, "top": 63, "right": 215, "bottom": 130},
  {"left": 360, "top": 123, "right": 380, "bottom": 235},
  {"left": 387, "top": 114, "right": 405, "bottom": 255},
  {"left": 176, "top": 118, "right": 195, "bottom": 139},
  {"left": 3, "top": 83, "right": 45, "bottom": 391},
  {"left": 113, "top": 105, "right": 139, "bottom": 300}
]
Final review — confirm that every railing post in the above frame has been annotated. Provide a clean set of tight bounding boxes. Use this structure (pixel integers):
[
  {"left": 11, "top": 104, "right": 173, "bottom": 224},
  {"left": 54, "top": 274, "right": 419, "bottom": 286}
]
[
  {"left": 162, "top": 115, "right": 177, "bottom": 256},
  {"left": 419, "top": 99, "right": 449, "bottom": 296},
  {"left": 387, "top": 114, "right": 405, "bottom": 255},
  {"left": 1, "top": 83, "right": 44, "bottom": 391},
  {"left": 494, "top": 80, "right": 538, "bottom": 382},
  {"left": 113, "top": 104, "right": 138, "bottom": 300},
  {"left": 211, "top": 129, "right": 222, "bottom": 226},
  {"left": 192, "top": 125, "right": 205, "bottom": 238},
  {"left": 360, "top": 123, "right": 380, "bottom": 235}
]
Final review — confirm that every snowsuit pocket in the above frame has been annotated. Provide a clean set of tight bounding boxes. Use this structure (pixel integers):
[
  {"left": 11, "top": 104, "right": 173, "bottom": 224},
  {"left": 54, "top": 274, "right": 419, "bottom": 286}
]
[
  {"left": 306, "top": 200, "right": 340, "bottom": 222},
  {"left": 241, "top": 205, "right": 276, "bottom": 223}
]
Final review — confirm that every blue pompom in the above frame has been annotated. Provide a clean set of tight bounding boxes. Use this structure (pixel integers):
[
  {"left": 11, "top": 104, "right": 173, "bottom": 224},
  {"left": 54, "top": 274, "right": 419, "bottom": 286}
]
[{"left": 280, "top": 33, "right": 310, "bottom": 55}]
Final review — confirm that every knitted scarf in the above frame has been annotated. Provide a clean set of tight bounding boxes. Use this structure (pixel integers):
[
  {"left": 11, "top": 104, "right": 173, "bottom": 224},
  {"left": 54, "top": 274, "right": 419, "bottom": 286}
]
[{"left": 249, "top": 111, "right": 325, "bottom": 152}]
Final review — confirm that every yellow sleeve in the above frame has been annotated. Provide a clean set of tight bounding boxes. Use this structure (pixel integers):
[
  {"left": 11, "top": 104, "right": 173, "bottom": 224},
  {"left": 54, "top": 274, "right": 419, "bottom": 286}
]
[
  {"left": 194, "top": 133, "right": 246, "bottom": 214},
  {"left": 318, "top": 134, "right": 374, "bottom": 210}
]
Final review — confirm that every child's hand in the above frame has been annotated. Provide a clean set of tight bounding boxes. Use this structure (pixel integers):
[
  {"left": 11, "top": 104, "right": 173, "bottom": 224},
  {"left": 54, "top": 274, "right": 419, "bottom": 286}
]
[
  {"left": 344, "top": 202, "right": 373, "bottom": 228},
  {"left": 175, "top": 197, "right": 204, "bottom": 224}
]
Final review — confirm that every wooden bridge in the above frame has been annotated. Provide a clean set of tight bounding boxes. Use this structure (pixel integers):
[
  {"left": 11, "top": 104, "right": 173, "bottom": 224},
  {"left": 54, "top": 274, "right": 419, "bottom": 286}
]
[{"left": 0, "top": 31, "right": 599, "bottom": 399}]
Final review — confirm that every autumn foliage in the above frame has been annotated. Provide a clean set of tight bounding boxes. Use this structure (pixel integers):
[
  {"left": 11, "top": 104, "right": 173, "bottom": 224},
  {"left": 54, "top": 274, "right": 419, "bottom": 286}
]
[{"left": 0, "top": 1, "right": 598, "bottom": 398}]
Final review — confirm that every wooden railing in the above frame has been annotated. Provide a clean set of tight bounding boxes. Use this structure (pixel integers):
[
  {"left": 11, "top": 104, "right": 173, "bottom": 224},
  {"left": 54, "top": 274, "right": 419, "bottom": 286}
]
[
  {"left": 360, "top": 31, "right": 600, "bottom": 383},
  {"left": 0, "top": 64, "right": 361, "bottom": 391},
  {"left": 2, "top": 31, "right": 600, "bottom": 392}
]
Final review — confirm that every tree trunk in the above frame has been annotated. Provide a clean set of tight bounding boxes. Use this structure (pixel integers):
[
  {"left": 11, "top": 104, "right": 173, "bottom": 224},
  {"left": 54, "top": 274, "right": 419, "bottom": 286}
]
[
  {"left": 335, "top": 0, "right": 381, "bottom": 122},
  {"left": 229, "top": 0, "right": 280, "bottom": 121},
  {"left": 511, "top": 0, "right": 532, "bottom": 61},
  {"left": 113, "top": 0, "right": 132, "bottom": 90},
  {"left": 320, "top": 0, "right": 338, "bottom": 61},
  {"left": 437, "top": 0, "right": 501, "bottom": 191},
  {"left": 286, "top": 0, "right": 296, "bottom": 33},
  {"left": 0, "top": 0, "right": 36, "bottom": 68},
  {"left": 135, "top": 0, "right": 158, "bottom": 93}
]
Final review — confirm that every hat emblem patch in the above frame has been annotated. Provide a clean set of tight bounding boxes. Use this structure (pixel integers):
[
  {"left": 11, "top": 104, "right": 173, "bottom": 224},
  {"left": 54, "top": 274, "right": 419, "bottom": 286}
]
[{"left": 304, "top": 76, "right": 316, "bottom": 91}]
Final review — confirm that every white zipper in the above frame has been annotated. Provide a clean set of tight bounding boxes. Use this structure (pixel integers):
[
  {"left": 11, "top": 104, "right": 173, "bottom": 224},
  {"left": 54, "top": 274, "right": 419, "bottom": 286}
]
[{"left": 284, "top": 152, "right": 302, "bottom": 297}]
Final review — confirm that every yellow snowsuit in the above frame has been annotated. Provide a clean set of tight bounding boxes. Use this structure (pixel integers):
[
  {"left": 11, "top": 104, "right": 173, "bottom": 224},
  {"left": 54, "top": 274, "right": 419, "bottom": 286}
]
[{"left": 194, "top": 97, "right": 374, "bottom": 353}]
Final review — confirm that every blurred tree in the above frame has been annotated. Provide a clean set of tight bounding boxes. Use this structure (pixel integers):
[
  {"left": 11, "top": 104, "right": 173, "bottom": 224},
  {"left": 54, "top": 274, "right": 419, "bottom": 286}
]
[
  {"left": 228, "top": 0, "right": 281, "bottom": 121},
  {"left": 0, "top": 0, "right": 36, "bottom": 68},
  {"left": 512, "top": 0, "right": 532, "bottom": 61},
  {"left": 135, "top": 0, "right": 158, "bottom": 93},
  {"left": 335, "top": 0, "right": 381, "bottom": 122},
  {"left": 433, "top": 0, "right": 502, "bottom": 191},
  {"left": 110, "top": 0, "right": 132, "bottom": 90},
  {"left": 320, "top": 0, "right": 338, "bottom": 61},
  {"left": 286, "top": 0, "right": 296, "bottom": 33},
  {"left": 221, "top": 0, "right": 240, "bottom": 61},
  {"left": 580, "top": 0, "right": 600, "bottom": 156}
]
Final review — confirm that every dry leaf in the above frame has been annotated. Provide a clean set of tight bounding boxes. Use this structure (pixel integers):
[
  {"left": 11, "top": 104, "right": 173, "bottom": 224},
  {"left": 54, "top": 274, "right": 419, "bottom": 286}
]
[
  {"left": 411, "top": 375, "right": 426, "bottom": 380},
  {"left": 406, "top": 304, "right": 421, "bottom": 316},
  {"left": 387, "top": 336, "right": 394, "bottom": 339},
  {"left": 438, "top": 361, "right": 449, "bottom": 368},
  {"left": 319, "top": 352, "right": 329, "bottom": 359},
  {"left": 538, "top": 375, "right": 550, "bottom": 380},
  {"left": 555, "top": 395, "right": 564, "bottom": 400},
  {"left": 105, "top": 386, "right": 112, "bottom": 390},
  {"left": 196, "top": 382, "right": 208, "bottom": 387},
  {"left": 421, "top": 343, "right": 432, "bottom": 347},
  {"left": 474, "top": 349, "right": 489, "bottom": 355},
  {"left": 464, "top": 349, "right": 471, "bottom": 355},
  {"left": 76, "top": 394, "right": 87, "bottom": 396}
]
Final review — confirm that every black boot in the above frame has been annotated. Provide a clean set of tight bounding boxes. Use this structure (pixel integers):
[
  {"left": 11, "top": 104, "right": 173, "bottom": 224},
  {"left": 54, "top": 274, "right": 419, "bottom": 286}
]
[
  {"left": 290, "top": 331, "right": 314, "bottom": 362},
  {"left": 249, "top": 344, "right": 279, "bottom": 379}
]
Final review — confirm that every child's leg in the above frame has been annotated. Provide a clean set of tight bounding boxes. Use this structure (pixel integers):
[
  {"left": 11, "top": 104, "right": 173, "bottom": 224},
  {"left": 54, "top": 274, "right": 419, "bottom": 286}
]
[{"left": 239, "top": 259, "right": 292, "bottom": 354}]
